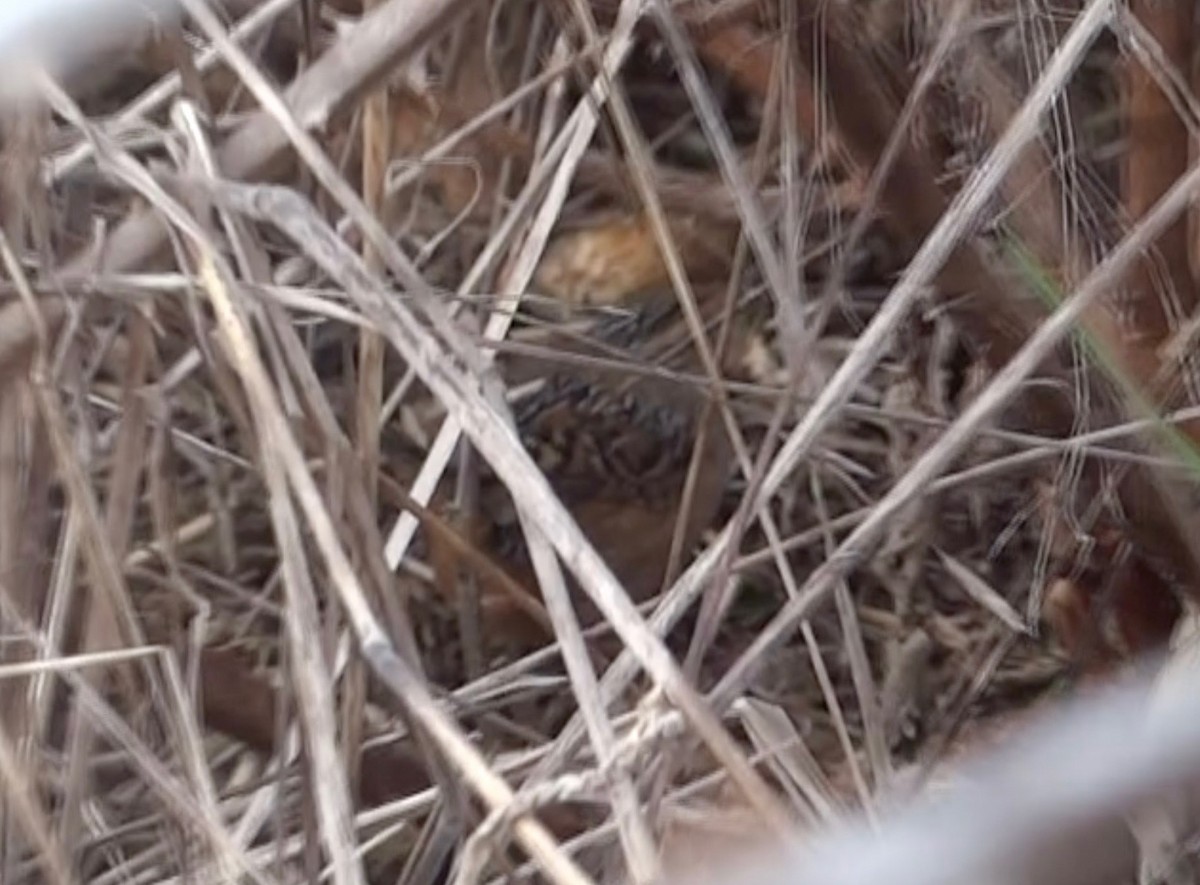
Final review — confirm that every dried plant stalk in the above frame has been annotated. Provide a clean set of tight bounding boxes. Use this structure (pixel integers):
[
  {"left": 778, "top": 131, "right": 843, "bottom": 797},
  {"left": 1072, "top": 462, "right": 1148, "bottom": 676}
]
[{"left": 1124, "top": 0, "right": 1196, "bottom": 341}]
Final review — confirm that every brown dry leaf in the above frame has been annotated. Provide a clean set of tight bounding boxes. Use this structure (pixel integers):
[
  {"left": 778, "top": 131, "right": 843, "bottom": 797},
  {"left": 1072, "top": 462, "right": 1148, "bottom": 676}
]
[
  {"left": 1035, "top": 475, "right": 1180, "bottom": 676},
  {"left": 1041, "top": 559, "right": 1179, "bottom": 678},
  {"left": 388, "top": 85, "right": 525, "bottom": 221},
  {"left": 1043, "top": 577, "right": 1108, "bottom": 670}
]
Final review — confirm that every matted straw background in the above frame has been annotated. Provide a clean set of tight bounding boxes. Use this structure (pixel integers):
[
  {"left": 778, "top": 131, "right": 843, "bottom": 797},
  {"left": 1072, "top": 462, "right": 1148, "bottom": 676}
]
[{"left": 5, "top": 0, "right": 1200, "bottom": 884}]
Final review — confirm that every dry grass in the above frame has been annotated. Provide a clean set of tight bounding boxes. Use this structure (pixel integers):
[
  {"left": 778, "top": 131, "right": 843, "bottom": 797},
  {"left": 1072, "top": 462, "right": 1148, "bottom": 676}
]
[{"left": 4, "top": 0, "right": 1200, "bottom": 883}]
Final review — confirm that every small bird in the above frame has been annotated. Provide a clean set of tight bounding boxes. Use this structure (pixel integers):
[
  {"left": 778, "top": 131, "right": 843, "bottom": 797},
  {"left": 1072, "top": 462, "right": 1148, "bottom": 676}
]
[
  {"left": 404, "top": 211, "right": 773, "bottom": 657},
  {"left": 483, "top": 366, "right": 735, "bottom": 635},
  {"left": 426, "top": 298, "right": 770, "bottom": 654}
]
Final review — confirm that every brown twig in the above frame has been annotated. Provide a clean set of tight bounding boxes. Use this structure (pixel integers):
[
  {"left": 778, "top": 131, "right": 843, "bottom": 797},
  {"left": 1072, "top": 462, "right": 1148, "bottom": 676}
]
[{"left": 1123, "top": 0, "right": 1196, "bottom": 341}]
